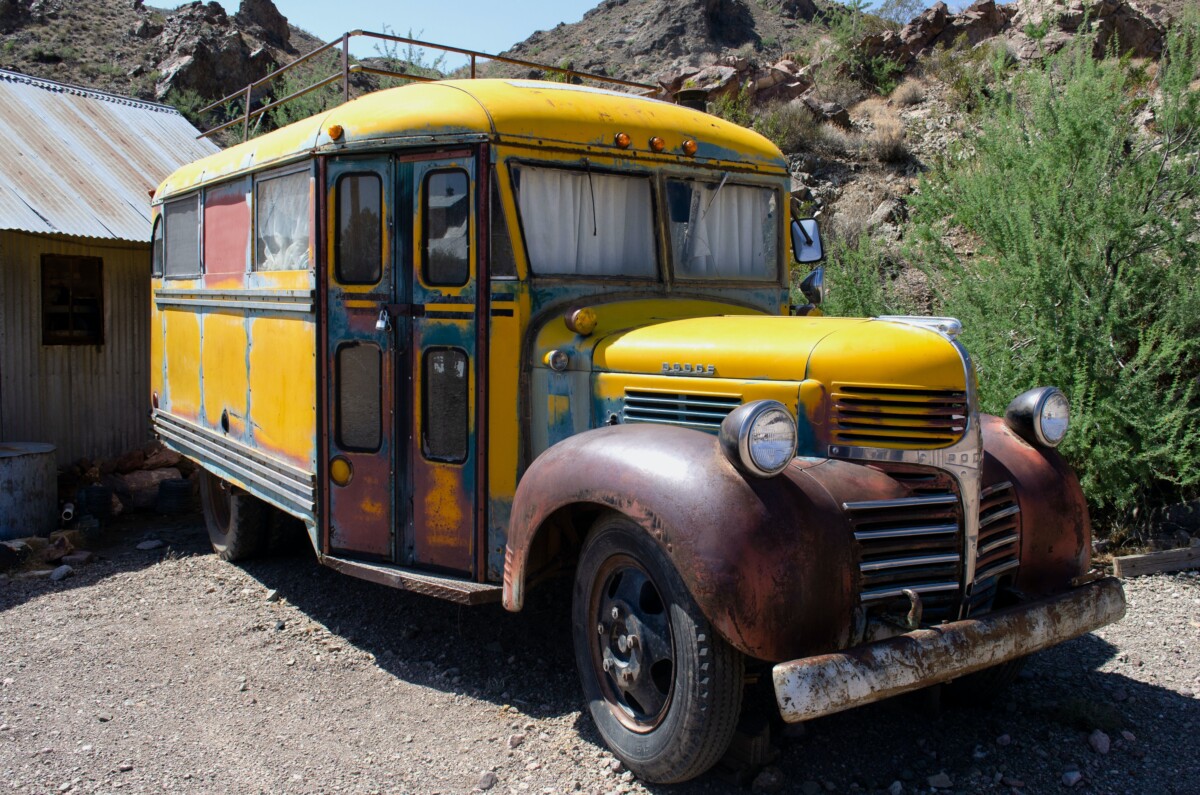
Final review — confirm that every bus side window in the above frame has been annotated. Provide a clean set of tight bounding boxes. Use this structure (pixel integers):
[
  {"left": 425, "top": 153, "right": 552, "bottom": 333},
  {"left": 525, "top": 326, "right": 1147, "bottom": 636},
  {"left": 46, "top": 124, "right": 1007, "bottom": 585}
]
[
  {"left": 336, "top": 173, "right": 383, "bottom": 285},
  {"left": 255, "top": 170, "right": 312, "bottom": 271},
  {"left": 490, "top": 172, "right": 517, "bottom": 278},
  {"left": 203, "top": 177, "right": 251, "bottom": 275},
  {"left": 163, "top": 195, "right": 200, "bottom": 279},
  {"left": 423, "top": 170, "right": 470, "bottom": 287},
  {"left": 151, "top": 217, "right": 163, "bottom": 278}
]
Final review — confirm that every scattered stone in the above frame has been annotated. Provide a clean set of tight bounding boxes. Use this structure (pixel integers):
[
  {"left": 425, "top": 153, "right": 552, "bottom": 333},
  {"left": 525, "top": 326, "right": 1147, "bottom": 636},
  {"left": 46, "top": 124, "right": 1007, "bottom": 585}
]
[
  {"left": 507, "top": 732, "right": 525, "bottom": 749},
  {"left": 927, "top": 772, "right": 952, "bottom": 789},
  {"left": 49, "top": 564, "right": 73, "bottom": 582},
  {"left": 275, "top": 620, "right": 286, "bottom": 630},
  {"left": 16, "top": 569, "right": 54, "bottom": 580},
  {"left": 752, "top": 766, "right": 785, "bottom": 793},
  {"left": 476, "top": 770, "right": 498, "bottom": 790},
  {"left": 1089, "top": 729, "right": 1111, "bottom": 755},
  {"left": 996, "top": 733, "right": 1012, "bottom": 746},
  {"left": 136, "top": 539, "right": 164, "bottom": 551},
  {"left": 61, "top": 551, "right": 93, "bottom": 566},
  {"left": 97, "top": 712, "right": 113, "bottom": 722},
  {"left": 265, "top": 589, "right": 280, "bottom": 602},
  {"left": 888, "top": 781, "right": 903, "bottom": 795},
  {"left": 117, "top": 763, "right": 133, "bottom": 772},
  {"left": 1063, "top": 770, "right": 1083, "bottom": 786},
  {"left": 1121, "top": 730, "right": 1136, "bottom": 743}
]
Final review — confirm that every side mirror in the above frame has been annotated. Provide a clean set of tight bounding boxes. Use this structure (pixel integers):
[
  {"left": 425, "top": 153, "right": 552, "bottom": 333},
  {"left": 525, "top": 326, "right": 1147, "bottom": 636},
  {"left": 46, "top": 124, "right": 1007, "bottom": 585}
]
[
  {"left": 799, "top": 266, "right": 824, "bottom": 306},
  {"left": 791, "top": 217, "right": 824, "bottom": 264}
]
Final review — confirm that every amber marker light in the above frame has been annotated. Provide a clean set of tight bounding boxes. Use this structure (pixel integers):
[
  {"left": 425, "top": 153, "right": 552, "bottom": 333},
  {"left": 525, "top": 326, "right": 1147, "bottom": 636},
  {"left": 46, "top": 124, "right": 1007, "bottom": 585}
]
[
  {"left": 330, "top": 456, "right": 353, "bottom": 487},
  {"left": 649, "top": 136, "right": 666, "bottom": 152},
  {"left": 682, "top": 139, "right": 698, "bottom": 156},
  {"left": 327, "top": 124, "right": 344, "bottom": 141},
  {"left": 565, "top": 307, "right": 598, "bottom": 336},
  {"left": 614, "top": 132, "right": 631, "bottom": 149}
]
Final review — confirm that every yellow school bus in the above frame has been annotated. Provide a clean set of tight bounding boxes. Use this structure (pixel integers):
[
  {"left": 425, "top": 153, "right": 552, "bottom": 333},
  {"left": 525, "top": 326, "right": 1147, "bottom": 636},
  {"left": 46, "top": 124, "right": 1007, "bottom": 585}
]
[{"left": 151, "top": 77, "right": 1125, "bottom": 782}]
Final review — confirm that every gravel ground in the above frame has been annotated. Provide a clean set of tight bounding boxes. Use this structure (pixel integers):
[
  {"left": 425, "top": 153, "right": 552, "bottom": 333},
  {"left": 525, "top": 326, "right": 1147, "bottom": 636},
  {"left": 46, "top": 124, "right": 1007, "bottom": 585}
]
[{"left": 2, "top": 515, "right": 1198, "bottom": 795}]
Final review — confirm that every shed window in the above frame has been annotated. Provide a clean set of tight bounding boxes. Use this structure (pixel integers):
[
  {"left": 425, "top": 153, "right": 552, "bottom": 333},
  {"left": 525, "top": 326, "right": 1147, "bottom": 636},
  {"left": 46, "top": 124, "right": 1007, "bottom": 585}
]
[
  {"left": 42, "top": 255, "right": 103, "bottom": 346},
  {"left": 163, "top": 195, "right": 200, "bottom": 278},
  {"left": 256, "top": 170, "right": 312, "bottom": 271}
]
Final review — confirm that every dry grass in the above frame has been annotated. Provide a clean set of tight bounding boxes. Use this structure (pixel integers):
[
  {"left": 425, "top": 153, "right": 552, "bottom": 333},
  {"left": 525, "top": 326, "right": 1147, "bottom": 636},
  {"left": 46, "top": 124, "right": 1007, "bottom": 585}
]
[
  {"left": 891, "top": 78, "right": 925, "bottom": 107},
  {"left": 870, "top": 118, "right": 908, "bottom": 163},
  {"left": 754, "top": 101, "right": 820, "bottom": 153}
]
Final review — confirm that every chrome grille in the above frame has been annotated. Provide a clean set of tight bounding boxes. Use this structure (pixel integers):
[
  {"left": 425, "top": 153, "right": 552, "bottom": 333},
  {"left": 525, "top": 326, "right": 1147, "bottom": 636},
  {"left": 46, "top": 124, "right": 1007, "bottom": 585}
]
[
  {"left": 969, "top": 481, "right": 1021, "bottom": 612},
  {"left": 845, "top": 491, "right": 963, "bottom": 623},
  {"left": 621, "top": 390, "right": 741, "bottom": 432},
  {"left": 831, "top": 384, "right": 968, "bottom": 448}
]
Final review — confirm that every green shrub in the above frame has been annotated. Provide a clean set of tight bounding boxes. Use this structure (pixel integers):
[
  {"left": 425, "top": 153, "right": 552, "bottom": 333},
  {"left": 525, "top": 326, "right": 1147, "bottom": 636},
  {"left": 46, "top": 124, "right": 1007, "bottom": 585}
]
[
  {"left": 909, "top": 26, "right": 1200, "bottom": 533},
  {"left": 710, "top": 84, "right": 754, "bottom": 127}
]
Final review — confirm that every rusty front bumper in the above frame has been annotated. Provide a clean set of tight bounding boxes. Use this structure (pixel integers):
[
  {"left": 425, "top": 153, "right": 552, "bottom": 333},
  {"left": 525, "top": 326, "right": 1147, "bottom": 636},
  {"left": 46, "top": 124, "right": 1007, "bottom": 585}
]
[{"left": 773, "top": 576, "right": 1126, "bottom": 723}]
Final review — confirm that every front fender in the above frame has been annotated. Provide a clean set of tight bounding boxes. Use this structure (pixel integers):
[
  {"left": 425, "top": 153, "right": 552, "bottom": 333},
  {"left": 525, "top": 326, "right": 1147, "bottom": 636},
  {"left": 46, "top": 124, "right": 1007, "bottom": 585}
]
[
  {"left": 505, "top": 424, "right": 901, "bottom": 662},
  {"left": 981, "top": 415, "right": 1091, "bottom": 595}
]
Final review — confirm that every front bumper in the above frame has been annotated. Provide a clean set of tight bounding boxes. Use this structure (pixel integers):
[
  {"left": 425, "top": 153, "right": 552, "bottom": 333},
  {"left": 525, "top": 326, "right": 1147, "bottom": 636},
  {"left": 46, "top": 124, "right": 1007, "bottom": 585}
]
[{"left": 772, "top": 576, "right": 1126, "bottom": 722}]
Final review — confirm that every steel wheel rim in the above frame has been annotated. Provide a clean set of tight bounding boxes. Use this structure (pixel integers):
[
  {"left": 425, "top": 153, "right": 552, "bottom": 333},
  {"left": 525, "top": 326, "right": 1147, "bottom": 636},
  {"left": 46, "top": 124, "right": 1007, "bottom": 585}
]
[{"left": 588, "top": 553, "right": 676, "bottom": 733}]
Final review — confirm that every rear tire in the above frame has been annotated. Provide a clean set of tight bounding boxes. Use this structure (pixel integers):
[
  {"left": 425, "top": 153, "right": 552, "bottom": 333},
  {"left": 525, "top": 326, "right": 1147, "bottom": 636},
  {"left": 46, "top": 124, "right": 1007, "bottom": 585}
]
[
  {"left": 572, "top": 513, "right": 743, "bottom": 783},
  {"left": 199, "top": 470, "right": 268, "bottom": 561}
]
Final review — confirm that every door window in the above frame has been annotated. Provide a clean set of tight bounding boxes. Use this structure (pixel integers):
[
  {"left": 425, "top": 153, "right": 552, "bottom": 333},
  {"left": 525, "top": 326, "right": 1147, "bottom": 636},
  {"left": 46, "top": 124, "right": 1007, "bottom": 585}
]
[
  {"left": 336, "top": 173, "right": 383, "bottom": 285},
  {"left": 422, "top": 170, "right": 470, "bottom": 286}
]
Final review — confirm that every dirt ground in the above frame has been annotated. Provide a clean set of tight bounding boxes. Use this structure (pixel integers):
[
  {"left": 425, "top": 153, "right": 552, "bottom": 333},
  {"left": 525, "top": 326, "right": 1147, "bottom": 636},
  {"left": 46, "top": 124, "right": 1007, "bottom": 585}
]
[{"left": 2, "top": 515, "right": 1198, "bottom": 795}]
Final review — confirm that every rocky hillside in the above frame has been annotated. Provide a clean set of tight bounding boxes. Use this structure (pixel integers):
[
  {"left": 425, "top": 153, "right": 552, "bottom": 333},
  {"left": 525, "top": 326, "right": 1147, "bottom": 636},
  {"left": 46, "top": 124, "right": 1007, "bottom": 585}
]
[{"left": 0, "top": 0, "right": 322, "bottom": 103}]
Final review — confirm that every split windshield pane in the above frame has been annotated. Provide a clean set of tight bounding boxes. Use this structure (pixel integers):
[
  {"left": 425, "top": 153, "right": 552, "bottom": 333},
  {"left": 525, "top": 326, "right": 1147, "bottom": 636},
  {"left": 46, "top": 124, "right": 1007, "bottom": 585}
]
[
  {"left": 513, "top": 165, "right": 656, "bottom": 279},
  {"left": 666, "top": 178, "right": 779, "bottom": 281}
]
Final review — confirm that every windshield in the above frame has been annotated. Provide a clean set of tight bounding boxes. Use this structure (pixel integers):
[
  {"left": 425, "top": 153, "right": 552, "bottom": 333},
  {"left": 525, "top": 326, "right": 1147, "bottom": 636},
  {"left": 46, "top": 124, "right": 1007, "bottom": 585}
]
[
  {"left": 666, "top": 178, "right": 779, "bottom": 281},
  {"left": 513, "top": 164, "right": 657, "bottom": 279}
]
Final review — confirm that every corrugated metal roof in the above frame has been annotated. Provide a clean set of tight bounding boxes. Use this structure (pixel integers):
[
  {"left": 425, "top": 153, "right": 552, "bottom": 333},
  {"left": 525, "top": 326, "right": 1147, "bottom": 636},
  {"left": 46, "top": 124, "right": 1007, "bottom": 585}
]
[{"left": 0, "top": 69, "right": 219, "bottom": 242}]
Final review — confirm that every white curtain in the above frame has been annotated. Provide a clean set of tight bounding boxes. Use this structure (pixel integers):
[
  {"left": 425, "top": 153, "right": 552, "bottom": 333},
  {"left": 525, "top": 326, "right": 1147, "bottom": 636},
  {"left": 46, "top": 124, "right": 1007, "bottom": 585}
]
[
  {"left": 256, "top": 170, "right": 311, "bottom": 271},
  {"left": 516, "top": 166, "right": 656, "bottom": 278},
  {"left": 674, "top": 182, "right": 777, "bottom": 280}
]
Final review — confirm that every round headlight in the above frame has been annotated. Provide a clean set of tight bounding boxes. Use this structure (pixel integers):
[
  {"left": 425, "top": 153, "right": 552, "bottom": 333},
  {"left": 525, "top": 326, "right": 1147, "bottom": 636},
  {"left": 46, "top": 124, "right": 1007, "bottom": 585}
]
[
  {"left": 719, "top": 400, "right": 797, "bottom": 478},
  {"left": 1005, "top": 386, "right": 1070, "bottom": 448}
]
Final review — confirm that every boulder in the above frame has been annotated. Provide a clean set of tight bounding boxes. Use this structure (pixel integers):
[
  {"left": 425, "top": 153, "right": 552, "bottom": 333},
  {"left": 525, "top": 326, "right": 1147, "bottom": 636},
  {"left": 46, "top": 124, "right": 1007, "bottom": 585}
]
[
  {"left": 154, "top": 1, "right": 282, "bottom": 100},
  {"left": 802, "top": 96, "right": 852, "bottom": 129},
  {"left": 0, "top": 0, "right": 27, "bottom": 33},
  {"left": 687, "top": 64, "right": 742, "bottom": 99},
  {"left": 235, "top": 0, "right": 290, "bottom": 49},
  {"left": 113, "top": 449, "right": 146, "bottom": 474}
]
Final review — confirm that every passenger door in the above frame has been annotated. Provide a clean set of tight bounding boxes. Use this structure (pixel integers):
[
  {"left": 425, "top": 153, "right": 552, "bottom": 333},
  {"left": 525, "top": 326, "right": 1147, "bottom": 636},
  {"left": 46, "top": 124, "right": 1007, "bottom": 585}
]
[
  {"left": 324, "top": 157, "right": 401, "bottom": 559},
  {"left": 404, "top": 152, "right": 479, "bottom": 576}
]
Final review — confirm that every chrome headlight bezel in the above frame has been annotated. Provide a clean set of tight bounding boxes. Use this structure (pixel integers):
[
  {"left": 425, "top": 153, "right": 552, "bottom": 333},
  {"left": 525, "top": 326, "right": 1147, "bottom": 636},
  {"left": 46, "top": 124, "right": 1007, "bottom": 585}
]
[
  {"left": 1005, "top": 386, "right": 1070, "bottom": 448},
  {"left": 719, "top": 400, "right": 797, "bottom": 478}
]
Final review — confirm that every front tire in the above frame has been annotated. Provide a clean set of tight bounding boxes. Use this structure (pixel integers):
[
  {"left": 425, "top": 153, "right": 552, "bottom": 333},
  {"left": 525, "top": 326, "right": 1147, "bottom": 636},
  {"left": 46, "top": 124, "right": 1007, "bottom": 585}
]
[
  {"left": 572, "top": 514, "right": 743, "bottom": 783},
  {"left": 199, "top": 470, "right": 268, "bottom": 561}
]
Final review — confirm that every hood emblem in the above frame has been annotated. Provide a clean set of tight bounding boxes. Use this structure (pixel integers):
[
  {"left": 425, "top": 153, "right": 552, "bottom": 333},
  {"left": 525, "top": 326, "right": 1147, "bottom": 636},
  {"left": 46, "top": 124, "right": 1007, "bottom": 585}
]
[{"left": 662, "top": 362, "right": 717, "bottom": 377}]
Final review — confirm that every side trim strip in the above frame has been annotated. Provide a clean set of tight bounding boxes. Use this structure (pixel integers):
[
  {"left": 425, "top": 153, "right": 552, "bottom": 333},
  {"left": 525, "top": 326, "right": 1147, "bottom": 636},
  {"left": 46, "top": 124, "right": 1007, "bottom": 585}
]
[
  {"left": 154, "top": 289, "right": 315, "bottom": 313},
  {"left": 153, "top": 410, "right": 315, "bottom": 516}
]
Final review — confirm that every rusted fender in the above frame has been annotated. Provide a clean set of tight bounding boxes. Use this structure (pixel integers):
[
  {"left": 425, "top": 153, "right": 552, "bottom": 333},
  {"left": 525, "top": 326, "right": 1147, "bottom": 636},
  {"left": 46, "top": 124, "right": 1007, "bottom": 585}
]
[
  {"left": 981, "top": 415, "right": 1091, "bottom": 596},
  {"left": 772, "top": 576, "right": 1125, "bottom": 723},
  {"left": 505, "top": 424, "right": 908, "bottom": 662}
]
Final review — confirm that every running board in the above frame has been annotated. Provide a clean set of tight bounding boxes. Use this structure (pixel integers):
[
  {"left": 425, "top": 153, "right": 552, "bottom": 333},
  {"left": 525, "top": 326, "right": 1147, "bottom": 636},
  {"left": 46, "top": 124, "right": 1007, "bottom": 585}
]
[{"left": 320, "top": 556, "right": 502, "bottom": 605}]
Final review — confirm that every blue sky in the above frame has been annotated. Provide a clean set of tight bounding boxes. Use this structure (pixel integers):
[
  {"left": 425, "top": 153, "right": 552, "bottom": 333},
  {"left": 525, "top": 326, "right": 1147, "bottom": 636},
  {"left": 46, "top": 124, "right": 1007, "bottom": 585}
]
[{"left": 161, "top": 1, "right": 603, "bottom": 67}]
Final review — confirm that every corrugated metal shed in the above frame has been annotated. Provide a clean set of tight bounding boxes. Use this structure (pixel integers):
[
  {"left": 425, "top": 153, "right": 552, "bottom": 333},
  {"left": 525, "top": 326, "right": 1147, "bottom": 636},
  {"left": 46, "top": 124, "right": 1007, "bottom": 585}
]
[
  {"left": 0, "top": 230, "right": 151, "bottom": 463},
  {"left": 0, "top": 69, "right": 219, "bottom": 242}
]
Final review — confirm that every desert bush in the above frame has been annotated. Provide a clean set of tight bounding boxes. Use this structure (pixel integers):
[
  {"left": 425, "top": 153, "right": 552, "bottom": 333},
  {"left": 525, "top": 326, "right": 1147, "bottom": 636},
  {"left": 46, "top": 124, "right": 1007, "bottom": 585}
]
[
  {"left": 809, "top": 234, "right": 925, "bottom": 318},
  {"left": 909, "top": 26, "right": 1200, "bottom": 533},
  {"left": 753, "top": 101, "right": 819, "bottom": 152},
  {"left": 814, "top": 123, "right": 861, "bottom": 157},
  {"left": 923, "top": 34, "right": 1013, "bottom": 110},
  {"left": 869, "top": 118, "right": 907, "bottom": 162},
  {"left": 891, "top": 78, "right": 925, "bottom": 106},
  {"left": 710, "top": 84, "right": 754, "bottom": 127}
]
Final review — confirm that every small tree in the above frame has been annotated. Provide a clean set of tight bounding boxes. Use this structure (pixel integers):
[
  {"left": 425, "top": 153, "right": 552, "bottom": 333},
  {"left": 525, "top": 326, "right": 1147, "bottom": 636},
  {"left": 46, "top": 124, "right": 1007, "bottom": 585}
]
[{"left": 910, "top": 25, "right": 1200, "bottom": 533}]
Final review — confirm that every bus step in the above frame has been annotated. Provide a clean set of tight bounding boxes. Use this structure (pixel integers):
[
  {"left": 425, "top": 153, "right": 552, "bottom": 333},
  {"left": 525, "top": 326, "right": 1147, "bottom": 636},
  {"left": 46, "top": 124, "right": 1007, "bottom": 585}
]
[{"left": 321, "top": 555, "right": 502, "bottom": 606}]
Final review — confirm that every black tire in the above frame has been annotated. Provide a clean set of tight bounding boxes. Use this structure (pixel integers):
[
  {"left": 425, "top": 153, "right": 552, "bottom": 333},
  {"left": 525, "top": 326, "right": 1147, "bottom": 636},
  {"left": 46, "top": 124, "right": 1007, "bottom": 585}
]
[
  {"left": 944, "top": 656, "right": 1027, "bottom": 704},
  {"left": 572, "top": 514, "right": 744, "bottom": 784},
  {"left": 199, "top": 469, "right": 268, "bottom": 561}
]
